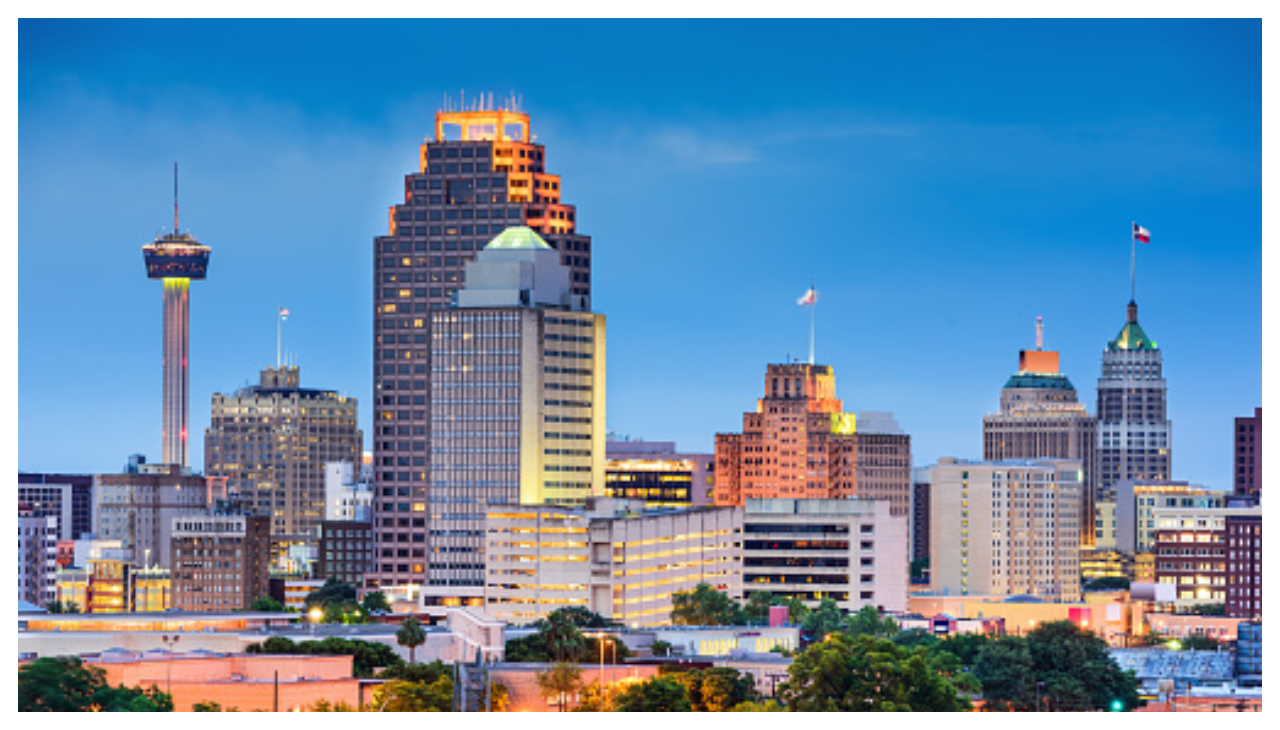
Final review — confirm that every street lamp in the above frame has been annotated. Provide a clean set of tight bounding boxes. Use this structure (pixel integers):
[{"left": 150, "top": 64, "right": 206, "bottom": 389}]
[
  {"left": 161, "top": 634, "right": 181, "bottom": 698},
  {"left": 309, "top": 607, "right": 323, "bottom": 635}
]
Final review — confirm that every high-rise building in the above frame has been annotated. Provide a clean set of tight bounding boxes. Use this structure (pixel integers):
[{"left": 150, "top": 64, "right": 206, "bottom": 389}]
[
  {"left": 1151, "top": 504, "right": 1260, "bottom": 613},
  {"left": 925, "top": 457, "right": 1083, "bottom": 602},
  {"left": 324, "top": 461, "right": 373, "bottom": 522},
  {"left": 1096, "top": 301, "right": 1172, "bottom": 501},
  {"left": 484, "top": 498, "right": 741, "bottom": 626},
  {"left": 142, "top": 169, "right": 210, "bottom": 468},
  {"left": 1233, "top": 407, "right": 1261, "bottom": 501},
  {"left": 170, "top": 510, "right": 271, "bottom": 612},
  {"left": 370, "top": 100, "right": 595, "bottom": 590},
  {"left": 605, "top": 439, "right": 714, "bottom": 508},
  {"left": 204, "top": 366, "right": 363, "bottom": 561},
  {"left": 17, "top": 473, "right": 94, "bottom": 541},
  {"left": 713, "top": 363, "right": 911, "bottom": 517},
  {"left": 1105, "top": 480, "right": 1225, "bottom": 553},
  {"left": 18, "top": 513, "right": 58, "bottom": 608},
  {"left": 983, "top": 322, "right": 1098, "bottom": 545},
  {"left": 910, "top": 467, "right": 932, "bottom": 568},
  {"left": 742, "top": 498, "right": 909, "bottom": 613},
  {"left": 395, "top": 226, "right": 605, "bottom": 600},
  {"left": 93, "top": 457, "right": 216, "bottom": 568}
]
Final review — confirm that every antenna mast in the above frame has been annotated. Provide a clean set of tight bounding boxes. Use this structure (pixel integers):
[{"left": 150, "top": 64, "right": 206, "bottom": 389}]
[
  {"left": 173, "top": 162, "right": 179, "bottom": 232},
  {"left": 1036, "top": 316, "right": 1043, "bottom": 350}
]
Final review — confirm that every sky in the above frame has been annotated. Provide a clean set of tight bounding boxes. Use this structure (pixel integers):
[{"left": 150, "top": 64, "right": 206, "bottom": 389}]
[{"left": 16, "top": 19, "right": 1263, "bottom": 492}]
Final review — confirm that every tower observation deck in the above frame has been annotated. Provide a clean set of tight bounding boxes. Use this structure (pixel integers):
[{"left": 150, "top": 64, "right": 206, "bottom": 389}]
[{"left": 143, "top": 224, "right": 211, "bottom": 468}]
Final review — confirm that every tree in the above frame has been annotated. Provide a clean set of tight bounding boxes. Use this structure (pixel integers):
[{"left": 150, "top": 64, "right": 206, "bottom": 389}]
[
  {"left": 193, "top": 700, "right": 241, "bottom": 711},
  {"left": 570, "top": 681, "right": 613, "bottom": 712},
  {"left": 541, "top": 609, "right": 586, "bottom": 663},
  {"left": 743, "top": 591, "right": 809, "bottom": 626},
  {"left": 361, "top": 590, "right": 391, "bottom": 615},
  {"left": 778, "top": 633, "right": 971, "bottom": 711},
  {"left": 396, "top": 616, "right": 427, "bottom": 664},
  {"left": 551, "top": 605, "right": 615, "bottom": 629},
  {"left": 844, "top": 604, "right": 898, "bottom": 639},
  {"left": 730, "top": 699, "right": 785, "bottom": 711},
  {"left": 973, "top": 621, "right": 1140, "bottom": 711},
  {"left": 536, "top": 661, "right": 583, "bottom": 711},
  {"left": 893, "top": 628, "right": 941, "bottom": 651},
  {"left": 250, "top": 596, "right": 287, "bottom": 612},
  {"left": 935, "top": 631, "right": 991, "bottom": 667},
  {"left": 246, "top": 635, "right": 402, "bottom": 678},
  {"left": 19, "top": 656, "right": 174, "bottom": 712},
  {"left": 670, "top": 583, "right": 743, "bottom": 626},
  {"left": 800, "top": 597, "right": 845, "bottom": 643},
  {"left": 372, "top": 677, "right": 452, "bottom": 712},
  {"left": 650, "top": 639, "right": 674, "bottom": 658},
  {"left": 308, "top": 698, "right": 357, "bottom": 711},
  {"left": 1177, "top": 633, "right": 1223, "bottom": 651},
  {"left": 1083, "top": 576, "right": 1131, "bottom": 592},
  {"left": 305, "top": 576, "right": 358, "bottom": 610},
  {"left": 613, "top": 676, "right": 693, "bottom": 712},
  {"left": 46, "top": 599, "right": 80, "bottom": 614},
  {"left": 670, "top": 667, "right": 757, "bottom": 712}
]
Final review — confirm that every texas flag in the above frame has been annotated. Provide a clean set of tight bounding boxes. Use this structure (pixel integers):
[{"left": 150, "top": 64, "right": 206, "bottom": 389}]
[
  {"left": 797, "top": 288, "right": 817, "bottom": 306},
  {"left": 279, "top": 307, "right": 290, "bottom": 319},
  {"left": 1133, "top": 223, "right": 1151, "bottom": 244}
]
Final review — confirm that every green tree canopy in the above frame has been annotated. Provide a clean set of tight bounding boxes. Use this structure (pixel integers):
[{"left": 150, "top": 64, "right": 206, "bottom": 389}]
[
  {"left": 19, "top": 656, "right": 174, "bottom": 712},
  {"left": 799, "top": 597, "right": 846, "bottom": 642},
  {"left": 372, "top": 677, "right": 452, "bottom": 712},
  {"left": 1083, "top": 576, "right": 1131, "bottom": 592},
  {"left": 844, "top": 604, "right": 898, "bottom": 639},
  {"left": 669, "top": 667, "right": 758, "bottom": 712},
  {"left": 361, "top": 590, "right": 391, "bottom": 615},
  {"left": 250, "top": 595, "right": 287, "bottom": 612},
  {"left": 973, "top": 621, "right": 1140, "bottom": 711},
  {"left": 670, "top": 583, "right": 743, "bottom": 626},
  {"left": 613, "top": 675, "right": 693, "bottom": 712},
  {"left": 778, "top": 633, "right": 972, "bottom": 712},
  {"left": 305, "top": 576, "right": 358, "bottom": 609}
]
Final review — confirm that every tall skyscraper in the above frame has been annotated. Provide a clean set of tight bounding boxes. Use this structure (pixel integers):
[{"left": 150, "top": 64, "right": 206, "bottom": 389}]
[
  {"left": 1233, "top": 406, "right": 1261, "bottom": 501},
  {"left": 204, "top": 366, "right": 362, "bottom": 563},
  {"left": 713, "top": 363, "right": 911, "bottom": 517},
  {"left": 370, "top": 99, "right": 595, "bottom": 591},
  {"left": 93, "top": 457, "right": 214, "bottom": 568},
  {"left": 1096, "top": 301, "right": 1171, "bottom": 501},
  {"left": 983, "top": 320, "right": 1098, "bottom": 545},
  {"left": 142, "top": 168, "right": 210, "bottom": 468}
]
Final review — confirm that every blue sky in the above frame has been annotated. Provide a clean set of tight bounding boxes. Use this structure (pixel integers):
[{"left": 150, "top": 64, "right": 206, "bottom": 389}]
[{"left": 17, "top": 19, "right": 1262, "bottom": 491}]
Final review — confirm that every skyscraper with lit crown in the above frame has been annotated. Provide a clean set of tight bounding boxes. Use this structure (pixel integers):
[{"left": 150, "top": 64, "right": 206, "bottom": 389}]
[{"left": 369, "top": 99, "right": 595, "bottom": 591}]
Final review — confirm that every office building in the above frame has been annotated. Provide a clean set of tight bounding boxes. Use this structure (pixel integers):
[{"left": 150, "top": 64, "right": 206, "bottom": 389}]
[
  {"left": 983, "top": 322, "right": 1098, "bottom": 545},
  {"left": 324, "top": 460, "right": 373, "bottom": 521},
  {"left": 910, "top": 467, "right": 931, "bottom": 565},
  {"left": 1096, "top": 301, "right": 1172, "bottom": 501},
  {"left": 1106, "top": 480, "right": 1226, "bottom": 554},
  {"left": 925, "top": 458, "right": 1083, "bottom": 602},
  {"left": 1233, "top": 407, "right": 1261, "bottom": 501},
  {"left": 370, "top": 100, "right": 596, "bottom": 591},
  {"left": 93, "top": 457, "right": 216, "bottom": 568},
  {"left": 170, "top": 511, "right": 271, "bottom": 612},
  {"left": 317, "top": 519, "right": 374, "bottom": 587},
  {"left": 742, "top": 498, "right": 909, "bottom": 613},
  {"left": 1152, "top": 504, "right": 1261, "bottom": 613},
  {"left": 714, "top": 363, "right": 911, "bottom": 517},
  {"left": 141, "top": 172, "right": 211, "bottom": 468},
  {"left": 205, "top": 366, "right": 362, "bottom": 560},
  {"left": 484, "top": 498, "right": 741, "bottom": 626},
  {"left": 605, "top": 439, "right": 713, "bottom": 508},
  {"left": 18, "top": 473, "right": 94, "bottom": 540},
  {"left": 1224, "top": 508, "right": 1261, "bottom": 620},
  {"left": 390, "top": 226, "right": 605, "bottom": 600},
  {"left": 18, "top": 513, "right": 58, "bottom": 608}
]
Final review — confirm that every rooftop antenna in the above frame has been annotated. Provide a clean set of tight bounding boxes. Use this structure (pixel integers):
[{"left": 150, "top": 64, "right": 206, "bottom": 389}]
[
  {"left": 1036, "top": 316, "right": 1043, "bottom": 350},
  {"left": 173, "top": 162, "right": 180, "bottom": 233}
]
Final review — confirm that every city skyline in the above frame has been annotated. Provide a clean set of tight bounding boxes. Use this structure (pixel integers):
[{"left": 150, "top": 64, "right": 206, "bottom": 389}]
[{"left": 18, "top": 19, "right": 1262, "bottom": 492}]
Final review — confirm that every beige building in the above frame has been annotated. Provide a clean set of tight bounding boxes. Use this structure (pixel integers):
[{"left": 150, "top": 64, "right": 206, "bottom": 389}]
[
  {"left": 926, "top": 457, "right": 1082, "bottom": 602},
  {"left": 1104, "top": 480, "right": 1226, "bottom": 553},
  {"left": 484, "top": 498, "right": 741, "bottom": 627},
  {"left": 94, "top": 459, "right": 217, "bottom": 568},
  {"left": 205, "top": 365, "right": 362, "bottom": 561},
  {"left": 743, "top": 498, "right": 908, "bottom": 613}
]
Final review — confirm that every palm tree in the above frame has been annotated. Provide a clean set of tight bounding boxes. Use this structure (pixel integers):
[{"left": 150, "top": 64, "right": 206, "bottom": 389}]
[{"left": 396, "top": 616, "right": 427, "bottom": 665}]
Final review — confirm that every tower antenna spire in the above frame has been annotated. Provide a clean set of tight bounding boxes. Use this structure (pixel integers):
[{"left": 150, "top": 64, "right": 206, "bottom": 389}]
[{"left": 1036, "top": 316, "right": 1043, "bottom": 350}]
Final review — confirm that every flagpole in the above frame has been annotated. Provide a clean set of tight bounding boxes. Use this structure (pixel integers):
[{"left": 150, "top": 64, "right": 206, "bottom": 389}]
[
  {"left": 1130, "top": 222, "right": 1136, "bottom": 302},
  {"left": 277, "top": 309, "right": 282, "bottom": 369},
  {"left": 809, "top": 279, "right": 816, "bottom": 366}
]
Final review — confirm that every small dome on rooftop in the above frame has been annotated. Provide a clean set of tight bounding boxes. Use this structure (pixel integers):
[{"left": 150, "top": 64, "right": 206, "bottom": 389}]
[{"left": 485, "top": 226, "right": 552, "bottom": 250}]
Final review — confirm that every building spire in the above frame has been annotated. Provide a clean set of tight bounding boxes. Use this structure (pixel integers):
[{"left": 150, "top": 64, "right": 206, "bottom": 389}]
[{"left": 1036, "top": 316, "right": 1043, "bottom": 350}]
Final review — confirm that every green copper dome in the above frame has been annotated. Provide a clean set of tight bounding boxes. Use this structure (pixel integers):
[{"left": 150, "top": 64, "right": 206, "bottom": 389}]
[
  {"left": 485, "top": 225, "right": 552, "bottom": 250},
  {"left": 1108, "top": 301, "right": 1158, "bottom": 351},
  {"left": 1003, "top": 372, "right": 1076, "bottom": 390}
]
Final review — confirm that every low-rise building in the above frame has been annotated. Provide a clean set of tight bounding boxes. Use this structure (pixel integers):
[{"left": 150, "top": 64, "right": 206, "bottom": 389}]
[
  {"left": 485, "top": 498, "right": 742, "bottom": 626},
  {"left": 742, "top": 498, "right": 908, "bottom": 613},
  {"left": 170, "top": 512, "right": 271, "bottom": 612},
  {"left": 606, "top": 439, "right": 714, "bottom": 508}
]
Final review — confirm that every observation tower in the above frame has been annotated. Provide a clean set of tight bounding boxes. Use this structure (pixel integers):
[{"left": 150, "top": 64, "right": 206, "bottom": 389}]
[{"left": 142, "top": 166, "right": 210, "bottom": 468}]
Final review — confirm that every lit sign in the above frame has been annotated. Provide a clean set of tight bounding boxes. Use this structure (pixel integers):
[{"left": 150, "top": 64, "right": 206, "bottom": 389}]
[{"left": 830, "top": 413, "right": 856, "bottom": 435}]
